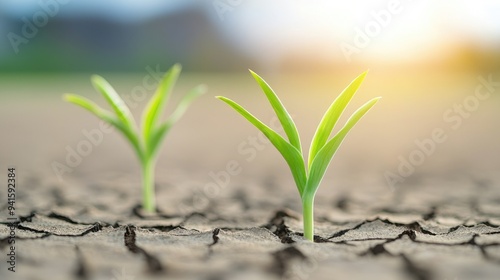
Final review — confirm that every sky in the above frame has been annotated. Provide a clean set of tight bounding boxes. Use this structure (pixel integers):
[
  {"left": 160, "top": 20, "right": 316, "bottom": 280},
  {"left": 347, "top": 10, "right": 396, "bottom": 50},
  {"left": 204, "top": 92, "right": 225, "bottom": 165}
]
[
  {"left": 0, "top": 0, "right": 193, "bottom": 22},
  {"left": 1, "top": 0, "right": 500, "bottom": 68},
  {"left": 218, "top": 0, "right": 500, "bottom": 63}
]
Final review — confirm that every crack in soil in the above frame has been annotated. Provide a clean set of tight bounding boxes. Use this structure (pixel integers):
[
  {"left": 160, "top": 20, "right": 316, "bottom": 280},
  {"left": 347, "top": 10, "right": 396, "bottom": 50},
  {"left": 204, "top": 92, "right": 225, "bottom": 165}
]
[
  {"left": 333, "top": 195, "right": 350, "bottom": 211},
  {"left": 400, "top": 253, "right": 432, "bottom": 280},
  {"left": 422, "top": 207, "right": 436, "bottom": 221},
  {"left": 358, "top": 229, "right": 500, "bottom": 279},
  {"left": 447, "top": 221, "right": 500, "bottom": 234},
  {"left": 50, "top": 188, "right": 65, "bottom": 207},
  {"left": 142, "top": 225, "right": 196, "bottom": 233},
  {"left": 206, "top": 228, "right": 221, "bottom": 259},
  {"left": 209, "top": 228, "right": 220, "bottom": 246},
  {"left": 262, "top": 210, "right": 297, "bottom": 243},
  {"left": 131, "top": 204, "right": 180, "bottom": 219},
  {"left": 359, "top": 230, "right": 417, "bottom": 255},
  {"left": 359, "top": 231, "right": 432, "bottom": 280},
  {"left": 416, "top": 234, "right": 500, "bottom": 264},
  {"left": 328, "top": 218, "right": 437, "bottom": 240},
  {"left": 233, "top": 190, "right": 251, "bottom": 210},
  {"left": 378, "top": 218, "right": 437, "bottom": 235},
  {"left": 0, "top": 232, "right": 51, "bottom": 249},
  {"left": 328, "top": 220, "right": 371, "bottom": 239},
  {"left": 294, "top": 232, "right": 341, "bottom": 244},
  {"left": 3, "top": 206, "right": 498, "bottom": 278},
  {"left": 271, "top": 246, "right": 307, "bottom": 277},
  {"left": 124, "top": 225, "right": 164, "bottom": 274},
  {"left": 47, "top": 212, "right": 94, "bottom": 225},
  {"left": 74, "top": 245, "right": 89, "bottom": 279},
  {"left": 0, "top": 211, "right": 36, "bottom": 225},
  {"left": 16, "top": 222, "right": 103, "bottom": 237}
]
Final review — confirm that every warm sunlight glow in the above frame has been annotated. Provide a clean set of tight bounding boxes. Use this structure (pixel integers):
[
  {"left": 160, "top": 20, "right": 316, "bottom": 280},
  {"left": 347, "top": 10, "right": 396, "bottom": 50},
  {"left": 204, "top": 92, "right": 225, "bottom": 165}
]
[{"left": 221, "top": 0, "right": 500, "bottom": 65}]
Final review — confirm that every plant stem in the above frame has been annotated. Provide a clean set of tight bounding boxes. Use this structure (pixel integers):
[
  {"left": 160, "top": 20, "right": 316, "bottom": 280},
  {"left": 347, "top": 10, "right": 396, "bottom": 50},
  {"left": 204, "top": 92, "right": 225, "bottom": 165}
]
[
  {"left": 302, "top": 193, "right": 315, "bottom": 241},
  {"left": 142, "top": 158, "right": 156, "bottom": 212}
]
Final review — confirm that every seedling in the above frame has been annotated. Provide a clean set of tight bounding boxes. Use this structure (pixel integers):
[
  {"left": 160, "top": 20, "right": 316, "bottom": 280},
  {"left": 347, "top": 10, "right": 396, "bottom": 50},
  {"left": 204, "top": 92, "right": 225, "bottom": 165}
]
[
  {"left": 217, "top": 71, "right": 380, "bottom": 241},
  {"left": 64, "top": 64, "right": 205, "bottom": 212}
]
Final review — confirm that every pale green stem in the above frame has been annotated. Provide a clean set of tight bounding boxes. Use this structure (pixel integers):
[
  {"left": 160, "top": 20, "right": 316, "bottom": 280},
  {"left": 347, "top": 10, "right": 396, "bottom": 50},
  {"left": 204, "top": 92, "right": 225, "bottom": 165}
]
[
  {"left": 142, "top": 158, "right": 156, "bottom": 212},
  {"left": 302, "top": 193, "right": 315, "bottom": 241}
]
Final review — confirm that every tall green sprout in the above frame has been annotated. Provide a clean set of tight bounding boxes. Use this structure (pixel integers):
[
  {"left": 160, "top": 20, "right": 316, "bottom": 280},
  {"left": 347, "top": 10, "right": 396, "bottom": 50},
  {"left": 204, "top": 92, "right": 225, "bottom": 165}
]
[
  {"left": 217, "top": 71, "right": 380, "bottom": 241},
  {"left": 64, "top": 64, "right": 205, "bottom": 212}
]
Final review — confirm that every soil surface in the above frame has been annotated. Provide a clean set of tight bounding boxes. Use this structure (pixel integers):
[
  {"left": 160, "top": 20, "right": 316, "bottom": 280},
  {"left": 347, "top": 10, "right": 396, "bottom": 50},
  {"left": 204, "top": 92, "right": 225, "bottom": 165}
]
[
  {"left": 1, "top": 72, "right": 499, "bottom": 280},
  {"left": 1, "top": 172, "right": 500, "bottom": 280}
]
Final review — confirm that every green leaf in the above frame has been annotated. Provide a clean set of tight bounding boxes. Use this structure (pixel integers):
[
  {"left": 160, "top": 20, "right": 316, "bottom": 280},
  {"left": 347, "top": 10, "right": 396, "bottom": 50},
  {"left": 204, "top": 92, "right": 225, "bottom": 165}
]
[
  {"left": 147, "top": 85, "right": 206, "bottom": 158},
  {"left": 63, "top": 94, "right": 116, "bottom": 123},
  {"left": 109, "top": 119, "right": 143, "bottom": 162},
  {"left": 142, "top": 64, "right": 181, "bottom": 147},
  {"left": 64, "top": 94, "right": 143, "bottom": 161},
  {"left": 166, "top": 84, "right": 206, "bottom": 128},
  {"left": 308, "top": 71, "right": 368, "bottom": 168},
  {"left": 146, "top": 122, "right": 171, "bottom": 161},
  {"left": 217, "top": 96, "right": 307, "bottom": 195},
  {"left": 91, "top": 75, "right": 135, "bottom": 129},
  {"left": 305, "top": 97, "right": 380, "bottom": 196},
  {"left": 249, "top": 70, "right": 302, "bottom": 153}
]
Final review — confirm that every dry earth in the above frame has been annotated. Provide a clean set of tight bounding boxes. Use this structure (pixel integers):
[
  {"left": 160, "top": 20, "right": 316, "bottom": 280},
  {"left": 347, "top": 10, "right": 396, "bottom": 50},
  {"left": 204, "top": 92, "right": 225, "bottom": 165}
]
[
  {"left": 0, "top": 170, "right": 499, "bottom": 280},
  {"left": 1, "top": 72, "right": 499, "bottom": 279}
]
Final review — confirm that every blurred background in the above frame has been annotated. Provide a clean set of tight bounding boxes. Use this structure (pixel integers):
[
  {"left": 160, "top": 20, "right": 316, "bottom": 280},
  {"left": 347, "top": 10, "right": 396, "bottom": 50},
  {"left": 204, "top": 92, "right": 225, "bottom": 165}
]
[
  {"left": 0, "top": 0, "right": 499, "bottom": 196},
  {"left": 1, "top": 0, "right": 500, "bottom": 73}
]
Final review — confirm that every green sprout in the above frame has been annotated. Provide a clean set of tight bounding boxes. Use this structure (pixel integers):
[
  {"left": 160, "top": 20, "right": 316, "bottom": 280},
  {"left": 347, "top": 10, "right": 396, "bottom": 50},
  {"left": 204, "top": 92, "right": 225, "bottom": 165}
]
[
  {"left": 217, "top": 71, "right": 380, "bottom": 241},
  {"left": 64, "top": 64, "right": 205, "bottom": 213}
]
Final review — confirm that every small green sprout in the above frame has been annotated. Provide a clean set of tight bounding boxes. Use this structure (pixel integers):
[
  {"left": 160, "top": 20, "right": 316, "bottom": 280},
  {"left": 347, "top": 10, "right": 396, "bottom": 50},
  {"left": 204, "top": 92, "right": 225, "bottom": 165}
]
[
  {"left": 217, "top": 71, "right": 380, "bottom": 241},
  {"left": 64, "top": 64, "right": 205, "bottom": 213}
]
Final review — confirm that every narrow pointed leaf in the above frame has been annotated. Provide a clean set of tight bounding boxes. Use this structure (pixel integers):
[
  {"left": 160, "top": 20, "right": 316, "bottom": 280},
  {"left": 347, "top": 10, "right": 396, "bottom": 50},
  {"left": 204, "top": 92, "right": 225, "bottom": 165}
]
[
  {"left": 306, "top": 97, "right": 380, "bottom": 196},
  {"left": 64, "top": 94, "right": 143, "bottom": 161},
  {"left": 147, "top": 122, "right": 171, "bottom": 161},
  {"left": 249, "top": 70, "right": 302, "bottom": 152},
  {"left": 217, "top": 96, "right": 307, "bottom": 195},
  {"left": 308, "top": 71, "right": 368, "bottom": 168},
  {"left": 147, "top": 85, "right": 206, "bottom": 158},
  {"left": 91, "top": 75, "right": 135, "bottom": 128},
  {"left": 165, "top": 84, "right": 206, "bottom": 128},
  {"left": 64, "top": 94, "right": 116, "bottom": 122},
  {"left": 109, "top": 120, "right": 144, "bottom": 162},
  {"left": 142, "top": 64, "right": 181, "bottom": 145}
]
